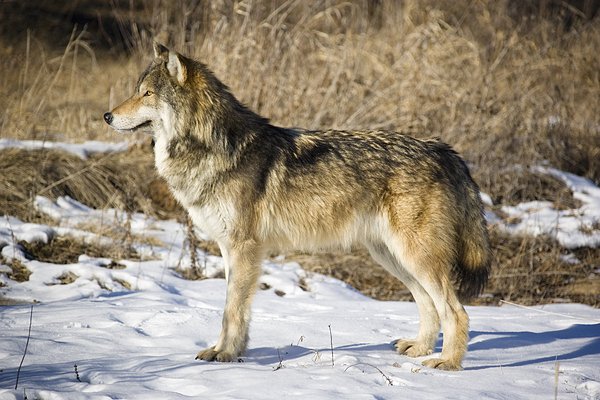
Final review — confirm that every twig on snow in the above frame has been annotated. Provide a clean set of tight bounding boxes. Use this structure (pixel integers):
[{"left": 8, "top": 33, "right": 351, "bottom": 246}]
[
  {"left": 500, "top": 299, "right": 600, "bottom": 323},
  {"left": 273, "top": 348, "right": 284, "bottom": 371},
  {"left": 74, "top": 364, "right": 81, "bottom": 382},
  {"left": 344, "top": 362, "right": 394, "bottom": 386},
  {"left": 328, "top": 324, "right": 334, "bottom": 367},
  {"left": 554, "top": 358, "right": 560, "bottom": 400},
  {"left": 15, "top": 304, "right": 34, "bottom": 390}
]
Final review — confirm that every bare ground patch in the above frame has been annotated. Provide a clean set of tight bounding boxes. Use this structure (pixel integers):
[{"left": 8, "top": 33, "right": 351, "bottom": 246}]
[{"left": 483, "top": 229, "right": 599, "bottom": 306}]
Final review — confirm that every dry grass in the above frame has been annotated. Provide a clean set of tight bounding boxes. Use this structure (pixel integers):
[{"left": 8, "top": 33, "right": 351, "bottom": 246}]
[
  {"left": 0, "top": 143, "right": 170, "bottom": 221},
  {"left": 487, "top": 229, "right": 600, "bottom": 306},
  {"left": 1, "top": 1, "right": 599, "bottom": 306},
  {"left": 0, "top": 234, "right": 133, "bottom": 289},
  {"left": 285, "top": 248, "right": 412, "bottom": 301},
  {"left": 192, "top": 228, "right": 599, "bottom": 306},
  {"left": 0, "top": 256, "right": 31, "bottom": 283},
  {"left": 487, "top": 166, "right": 582, "bottom": 209},
  {"left": 1, "top": 1, "right": 599, "bottom": 190},
  {"left": 20, "top": 235, "right": 139, "bottom": 264}
]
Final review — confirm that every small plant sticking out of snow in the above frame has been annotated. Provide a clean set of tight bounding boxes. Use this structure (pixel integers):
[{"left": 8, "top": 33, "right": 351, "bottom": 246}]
[{"left": 1, "top": 256, "right": 31, "bottom": 282}]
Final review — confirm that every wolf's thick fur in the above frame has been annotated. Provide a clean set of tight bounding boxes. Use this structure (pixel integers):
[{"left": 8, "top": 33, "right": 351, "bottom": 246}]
[{"left": 105, "top": 43, "right": 491, "bottom": 370}]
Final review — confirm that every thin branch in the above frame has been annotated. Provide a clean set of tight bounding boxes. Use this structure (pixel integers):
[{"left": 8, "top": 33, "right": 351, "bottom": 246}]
[
  {"left": 344, "top": 362, "right": 394, "bottom": 386},
  {"left": 500, "top": 300, "right": 600, "bottom": 322},
  {"left": 74, "top": 364, "right": 82, "bottom": 382},
  {"left": 273, "top": 348, "right": 284, "bottom": 371},
  {"left": 328, "top": 324, "right": 334, "bottom": 367},
  {"left": 15, "top": 304, "right": 34, "bottom": 390},
  {"left": 554, "top": 358, "right": 560, "bottom": 400}
]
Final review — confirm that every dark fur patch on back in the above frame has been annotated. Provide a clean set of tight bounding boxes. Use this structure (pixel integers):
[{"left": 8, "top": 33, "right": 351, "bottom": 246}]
[{"left": 290, "top": 139, "right": 333, "bottom": 167}]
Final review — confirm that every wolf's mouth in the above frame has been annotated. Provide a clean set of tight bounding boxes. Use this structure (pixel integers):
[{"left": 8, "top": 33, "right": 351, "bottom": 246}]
[{"left": 119, "top": 120, "right": 152, "bottom": 133}]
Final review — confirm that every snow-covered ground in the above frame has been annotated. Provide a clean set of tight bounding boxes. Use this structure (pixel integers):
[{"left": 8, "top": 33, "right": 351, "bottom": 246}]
[
  {"left": 495, "top": 166, "right": 600, "bottom": 249},
  {"left": 0, "top": 139, "right": 129, "bottom": 160},
  {"left": 1, "top": 141, "right": 600, "bottom": 399}
]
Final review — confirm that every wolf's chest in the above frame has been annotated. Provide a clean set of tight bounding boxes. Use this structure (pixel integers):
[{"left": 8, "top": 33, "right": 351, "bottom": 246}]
[
  {"left": 153, "top": 135, "right": 171, "bottom": 177},
  {"left": 153, "top": 136, "right": 232, "bottom": 240},
  {"left": 153, "top": 137, "right": 208, "bottom": 203}
]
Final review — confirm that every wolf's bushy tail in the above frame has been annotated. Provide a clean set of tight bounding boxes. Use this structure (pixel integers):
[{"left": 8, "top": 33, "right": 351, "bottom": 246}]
[{"left": 455, "top": 185, "right": 492, "bottom": 300}]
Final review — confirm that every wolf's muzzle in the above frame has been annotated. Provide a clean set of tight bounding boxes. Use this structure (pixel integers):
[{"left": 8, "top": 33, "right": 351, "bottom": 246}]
[{"left": 103, "top": 112, "right": 113, "bottom": 125}]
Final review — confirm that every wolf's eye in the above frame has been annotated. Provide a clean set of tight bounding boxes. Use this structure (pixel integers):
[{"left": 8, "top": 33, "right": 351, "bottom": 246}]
[{"left": 144, "top": 90, "right": 154, "bottom": 97}]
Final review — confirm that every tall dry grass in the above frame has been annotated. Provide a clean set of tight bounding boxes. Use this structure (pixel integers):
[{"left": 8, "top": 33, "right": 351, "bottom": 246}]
[
  {"left": 134, "top": 0, "right": 600, "bottom": 188},
  {"left": 0, "top": 146, "right": 157, "bottom": 220},
  {"left": 1, "top": 0, "right": 598, "bottom": 190}
]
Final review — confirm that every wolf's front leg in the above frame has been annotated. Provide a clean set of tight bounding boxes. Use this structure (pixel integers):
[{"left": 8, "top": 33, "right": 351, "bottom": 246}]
[{"left": 196, "top": 239, "right": 261, "bottom": 362}]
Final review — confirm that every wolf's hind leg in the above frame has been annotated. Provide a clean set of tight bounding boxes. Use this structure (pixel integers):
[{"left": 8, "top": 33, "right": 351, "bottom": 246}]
[
  {"left": 366, "top": 241, "right": 440, "bottom": 358},
  {"left": 392, "top": 278, "right": 440, "bottom": 358},
  {"left": 196, "top": 239, "right": 261, "bottom": 362},
  {"left": 403, "top": 254, "right": 469, "bottom": 371}
]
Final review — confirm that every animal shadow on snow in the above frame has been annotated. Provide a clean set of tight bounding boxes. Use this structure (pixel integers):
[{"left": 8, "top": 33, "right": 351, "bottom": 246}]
[
  {"left": 467, "top": 323, "right": 600, "bottom": 370},
  {"left": 246, "top": 324, "right": 599, "bottom": 369},
  {"left": 246, "top": 342, "right": 395, "bottom": 366}
]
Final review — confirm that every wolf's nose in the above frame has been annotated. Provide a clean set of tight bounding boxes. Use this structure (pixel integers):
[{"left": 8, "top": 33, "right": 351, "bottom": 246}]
[{"left": 103, "top": 112, "right": 113, "bottom": 125}]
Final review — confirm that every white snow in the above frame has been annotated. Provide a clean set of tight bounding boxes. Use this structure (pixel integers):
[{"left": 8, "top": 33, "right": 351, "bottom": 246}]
[
  {"left": 0, "top": 196, "right": 598, "bottom": 399},
  {"left": 1, "top": 141, "right": 600, "bottom": 399},
  {"left": 0, "top": 139, "right": 129, "bottom": 160}
]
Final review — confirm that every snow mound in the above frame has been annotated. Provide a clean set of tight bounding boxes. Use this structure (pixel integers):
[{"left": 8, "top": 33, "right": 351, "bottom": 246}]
[
  {"left": 0, "top": 139, "right": 130, "bottom": 160},
  {"left": 491, "top": 166, "right": 600, "bottom": 248}
]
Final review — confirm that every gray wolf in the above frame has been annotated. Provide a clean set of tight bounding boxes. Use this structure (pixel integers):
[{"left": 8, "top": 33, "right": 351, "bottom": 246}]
[{"left": 104, "top": 43, "right": 491, "bottom": 370}]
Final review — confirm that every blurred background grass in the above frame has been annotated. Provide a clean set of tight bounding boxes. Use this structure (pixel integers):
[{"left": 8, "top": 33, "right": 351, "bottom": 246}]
[{"left": 0, "top": 0, "right": 598, "bottom": 305}]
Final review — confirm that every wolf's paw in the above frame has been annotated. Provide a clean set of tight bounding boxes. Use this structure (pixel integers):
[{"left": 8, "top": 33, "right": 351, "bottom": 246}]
[
  {"left": 421, "top": 357, "right": 462, "bottom": 371},
  {"left": 394, "top": 339, "right": 433, "bottom": 358},
  {"left": 195, "top": 347, "right": 236, "bottom": 362}
]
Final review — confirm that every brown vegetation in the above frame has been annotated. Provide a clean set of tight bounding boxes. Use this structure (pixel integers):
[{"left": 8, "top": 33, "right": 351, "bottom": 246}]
[
  {"left": 0, "top": 143, "right": 175, "bottom": 220},
  {"left": 0, "top": 0, "right": 599, "bottom": 306},
  {"left": 20, "top": 235, "right": 139, "bottom": 264},
  {"left": 1, "top": 256, "right": 31, "bottom": 283}
]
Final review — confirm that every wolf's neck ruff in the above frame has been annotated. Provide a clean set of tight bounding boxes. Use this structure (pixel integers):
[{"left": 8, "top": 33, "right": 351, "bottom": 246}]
[{"left": 104, "top": 43, "right": 490, "bottom": 370}]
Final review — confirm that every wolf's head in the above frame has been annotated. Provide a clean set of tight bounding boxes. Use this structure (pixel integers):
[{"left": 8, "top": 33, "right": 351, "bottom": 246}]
[
  {"left": 105, "top": 43, "right": 266, "bottom": 154},
  {"left": 103, "top": 43, "right": 192, "bottom": 135}
]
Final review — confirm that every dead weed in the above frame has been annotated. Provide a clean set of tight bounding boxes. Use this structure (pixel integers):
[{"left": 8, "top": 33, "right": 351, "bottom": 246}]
[
  {"left": 0, "top": 256, "right": 31, "bottom": 282},
  {"left": 478, "top": 167, "right": 582, "bottom": 210},
  {"left": 20, "top": 235, "right": 139, "bottom": 264}
]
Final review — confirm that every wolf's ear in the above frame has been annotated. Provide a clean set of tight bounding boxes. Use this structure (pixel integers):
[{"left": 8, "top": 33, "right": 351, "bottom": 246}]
[
  {"left": 153, "top": 41, "right": 169, "bottom": 61},
  {"left": 167, "top": 51, "right": 187, "bottom": 85},
  {"left": 153, "top": 42, "right": 187, "bottom": 84}
]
